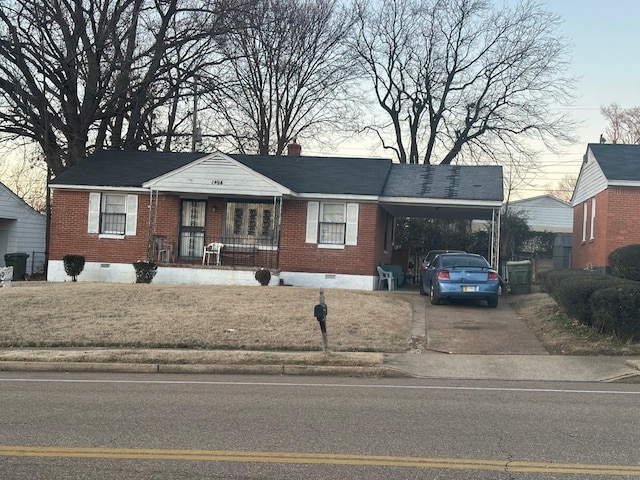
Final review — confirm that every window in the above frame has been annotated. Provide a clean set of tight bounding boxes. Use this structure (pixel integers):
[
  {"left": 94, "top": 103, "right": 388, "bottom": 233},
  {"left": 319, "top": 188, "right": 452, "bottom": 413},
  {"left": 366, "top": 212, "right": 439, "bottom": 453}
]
[
  {"left": 582, "top": 202, "right": 587, "bottom": 242},
  {"left": 225, "top": 201, "right": 277, "bottom": 242},
  {"left": 306, "top": 201, "right": 358, "bottom": 247},
  {"left": 88, "top": 192, "right": 137, "bottom": 236},
  {"left": 590, "top": 198, "right": 596, "bottom": 240}
]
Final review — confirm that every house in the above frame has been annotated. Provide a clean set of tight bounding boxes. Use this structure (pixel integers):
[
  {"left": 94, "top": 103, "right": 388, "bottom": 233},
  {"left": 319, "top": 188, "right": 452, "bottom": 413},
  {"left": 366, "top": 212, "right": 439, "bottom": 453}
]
[
  {"left": 507, "top": 195, "right": 572, "bottom": 233},
  {"left": 47, "top": 148, "right": 503, "bottom": 289},
  {"left": 0, "top": 180, "right": 46, "bottom": 276},
  {"left": 571, "top": 143, "right": 640, "bottom": 272}
]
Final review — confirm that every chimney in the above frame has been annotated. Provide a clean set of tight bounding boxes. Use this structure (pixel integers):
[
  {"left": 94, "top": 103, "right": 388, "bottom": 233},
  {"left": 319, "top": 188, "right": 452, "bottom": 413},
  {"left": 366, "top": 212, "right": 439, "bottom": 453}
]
[{"left": 287, "top": 141, "right": 301, "bottom": 156}]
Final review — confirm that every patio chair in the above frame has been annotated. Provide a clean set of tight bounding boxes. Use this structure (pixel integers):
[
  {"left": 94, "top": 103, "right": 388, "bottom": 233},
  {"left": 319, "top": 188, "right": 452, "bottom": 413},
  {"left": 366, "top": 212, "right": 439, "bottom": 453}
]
[
  {"left": 203, "top": 242, "right": 224, "bottom": 265},
  {"left": 377, "top": 266, "right": 395, "bottom": 291},
  {"left": 156, "top": 237, "right": 174, "bottom": 263}
]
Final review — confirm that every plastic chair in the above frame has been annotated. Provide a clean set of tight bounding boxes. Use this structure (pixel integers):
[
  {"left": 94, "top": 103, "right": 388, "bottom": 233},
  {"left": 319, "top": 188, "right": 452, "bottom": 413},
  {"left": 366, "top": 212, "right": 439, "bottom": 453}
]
[
  {"left": 203, "top": 242, "right": 224, "bottom": 265},
  {"left": 377, "top": 266, "right": 395, "bottom": 291},
  {"left": 156, "top": 237, "right": 174, "bottom": 263}
]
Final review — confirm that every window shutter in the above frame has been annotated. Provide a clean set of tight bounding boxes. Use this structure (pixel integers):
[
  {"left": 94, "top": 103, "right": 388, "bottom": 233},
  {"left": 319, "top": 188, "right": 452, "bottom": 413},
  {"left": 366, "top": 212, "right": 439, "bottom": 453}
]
[
  {"left": 125, "top": 194, "right": 138, "bottom": 235},
  {"left": 345, "top": 203, "right": 359, "bottom": 246},
  {"left": 88, "top": 192, "right": 100, "bottom": 233},
  {"left": 306, "top": 201, "right": 319, "bottom": 244}
]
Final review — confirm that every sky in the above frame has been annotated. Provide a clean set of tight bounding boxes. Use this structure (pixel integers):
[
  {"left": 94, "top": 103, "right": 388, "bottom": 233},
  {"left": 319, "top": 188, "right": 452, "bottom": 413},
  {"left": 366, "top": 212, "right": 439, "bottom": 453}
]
[{"left": 310, "top": 0, "right": 640, "bottom": 201}]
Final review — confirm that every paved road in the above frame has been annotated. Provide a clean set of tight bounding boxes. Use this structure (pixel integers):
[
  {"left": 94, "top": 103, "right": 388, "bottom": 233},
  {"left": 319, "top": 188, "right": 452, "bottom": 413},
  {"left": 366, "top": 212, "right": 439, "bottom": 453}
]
[{"left": 1, "top": 373, "right": 639, "bottom": 479}]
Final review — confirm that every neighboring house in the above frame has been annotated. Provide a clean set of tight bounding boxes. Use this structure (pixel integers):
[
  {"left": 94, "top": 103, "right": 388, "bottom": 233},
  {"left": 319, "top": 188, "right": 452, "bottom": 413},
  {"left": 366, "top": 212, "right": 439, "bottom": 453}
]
[
  {"left": 507, "top": 195, "right": 573, "bottom": 233},
  {"left": 0, "top": 181, "right": 46, "bottom": 274},
  {"left": 571, "top": 143, "right": 640, "bottom": 272},
  {"left": 48, "top": 148, "right": 503, "bottom": 289}
]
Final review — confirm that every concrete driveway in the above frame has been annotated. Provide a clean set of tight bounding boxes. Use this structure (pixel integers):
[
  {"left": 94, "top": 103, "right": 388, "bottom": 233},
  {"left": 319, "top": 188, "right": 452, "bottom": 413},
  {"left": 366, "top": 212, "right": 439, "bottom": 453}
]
[{"left": 402, "top": 289, "right": 548, "bottom": 355}]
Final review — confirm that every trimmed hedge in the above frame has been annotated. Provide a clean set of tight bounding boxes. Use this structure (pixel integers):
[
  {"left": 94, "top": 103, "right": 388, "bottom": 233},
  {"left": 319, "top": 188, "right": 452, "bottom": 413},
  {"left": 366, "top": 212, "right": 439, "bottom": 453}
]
[
  {"left": 133, "top": 261, "right": 157, "bottom": 284},
  {"left": 590, "top": 284, "right": 640, "bottom": 341},
  {"left": 609, "top": 244, "right": 640, "bottom": 281},
  {"left": 539, "top": 269, "right": 640, "bottom": 341}
]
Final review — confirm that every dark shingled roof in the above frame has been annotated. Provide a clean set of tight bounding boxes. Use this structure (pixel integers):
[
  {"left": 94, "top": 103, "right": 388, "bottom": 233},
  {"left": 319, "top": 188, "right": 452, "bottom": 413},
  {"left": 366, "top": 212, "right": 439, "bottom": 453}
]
[
  {"left": 50, "top": 150, "right": 207, "bottom": 187},
  {"left": 382, "top": 164, "right": 503, "bottom": 201},
  {"left": 231, "top": 154, "right": 392, "bottom": 195},
  {"left": 589, "top": 143, "right": 640, "bottom": 182}
]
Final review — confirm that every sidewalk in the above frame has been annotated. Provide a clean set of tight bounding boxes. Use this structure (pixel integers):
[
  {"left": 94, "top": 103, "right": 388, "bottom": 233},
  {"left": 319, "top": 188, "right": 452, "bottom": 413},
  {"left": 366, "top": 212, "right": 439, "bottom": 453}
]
[{"left": 0, "top": 348, "right": 639, "bottom": 382}]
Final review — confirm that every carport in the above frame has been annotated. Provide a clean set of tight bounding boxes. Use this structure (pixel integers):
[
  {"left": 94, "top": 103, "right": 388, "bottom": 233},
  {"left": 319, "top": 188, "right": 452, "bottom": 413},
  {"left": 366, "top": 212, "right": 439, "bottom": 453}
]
[{"left": 378, "top": 164, "right": 503, "bottom": 268}]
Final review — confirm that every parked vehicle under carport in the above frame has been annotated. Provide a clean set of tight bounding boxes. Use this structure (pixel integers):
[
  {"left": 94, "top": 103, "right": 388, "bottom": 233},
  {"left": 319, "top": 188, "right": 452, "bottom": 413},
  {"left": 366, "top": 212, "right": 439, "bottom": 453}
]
[{"left": 420, "top": 252, "right": 500, "bottom": 308}]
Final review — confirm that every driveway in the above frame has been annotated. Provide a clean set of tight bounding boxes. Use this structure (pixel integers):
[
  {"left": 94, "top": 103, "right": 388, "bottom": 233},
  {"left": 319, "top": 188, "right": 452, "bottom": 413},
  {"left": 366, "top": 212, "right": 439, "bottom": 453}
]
[{"left": 402, "top": 289, "right": 549, "bottom": 355}]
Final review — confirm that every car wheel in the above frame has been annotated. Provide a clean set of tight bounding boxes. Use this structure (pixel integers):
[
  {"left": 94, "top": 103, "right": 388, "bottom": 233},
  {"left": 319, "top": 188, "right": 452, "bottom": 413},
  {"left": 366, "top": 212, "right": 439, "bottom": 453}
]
[
  {"left": 419, "top": 279, "right": 427, "bottom": 296},
  {"left": 487, "top": 296, "right": 498, "bottom": 308},
  {"left": 429, "top": 284, "right": 440, "bottom": 305}
]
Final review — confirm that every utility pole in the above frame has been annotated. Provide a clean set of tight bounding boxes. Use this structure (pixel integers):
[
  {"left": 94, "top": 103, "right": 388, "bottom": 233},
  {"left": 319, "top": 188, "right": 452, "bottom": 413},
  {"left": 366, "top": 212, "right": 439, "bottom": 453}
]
[{"left": 191, "top": 75, "right": 200, "bottom": 152}]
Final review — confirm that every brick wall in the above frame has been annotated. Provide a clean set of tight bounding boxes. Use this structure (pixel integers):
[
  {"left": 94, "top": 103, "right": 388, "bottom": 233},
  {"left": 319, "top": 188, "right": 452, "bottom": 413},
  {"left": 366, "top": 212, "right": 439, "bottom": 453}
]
[
  {"left": 278, "top": 201, "right": 382, "bottom": 275},
  {"left": 49, "top": 190, "right": 149, "bottom": 263},
  {"left": 572, "top": 187, "right": 640, "bottom": 270}
]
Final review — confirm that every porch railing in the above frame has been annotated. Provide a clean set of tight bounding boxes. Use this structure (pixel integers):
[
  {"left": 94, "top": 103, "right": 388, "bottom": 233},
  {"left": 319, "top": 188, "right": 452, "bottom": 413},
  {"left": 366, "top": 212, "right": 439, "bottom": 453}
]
[{"left": 151, "top": 235, "right": 279, "bottom": 269}]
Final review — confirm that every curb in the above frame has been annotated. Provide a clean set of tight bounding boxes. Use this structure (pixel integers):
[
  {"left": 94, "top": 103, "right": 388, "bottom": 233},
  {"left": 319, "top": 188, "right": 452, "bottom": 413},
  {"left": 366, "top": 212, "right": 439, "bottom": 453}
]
[{"left": 0, "top": 361, "right": 409, "bottom": 378}]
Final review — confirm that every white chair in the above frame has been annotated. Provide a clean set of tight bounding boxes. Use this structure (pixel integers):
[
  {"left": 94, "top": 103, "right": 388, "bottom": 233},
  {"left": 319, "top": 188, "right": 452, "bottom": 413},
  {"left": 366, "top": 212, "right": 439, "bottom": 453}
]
[
  {"left": 377, "top": 266, "right": 395, "bottom": 291},
  {"left": 156, "top": 237, "right": 174, "bottom": 263},
  {"left": 203, "top": 242, "right": 224, "bottom": 265}
]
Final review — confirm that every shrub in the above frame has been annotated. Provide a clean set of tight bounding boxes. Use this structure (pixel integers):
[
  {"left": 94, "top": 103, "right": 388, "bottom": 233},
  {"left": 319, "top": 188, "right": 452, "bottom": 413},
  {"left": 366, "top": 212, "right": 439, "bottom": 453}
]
[
  {"left": 590, "top": 283, "right": 640, "bottom": 341},
  {"left": 254, "top": 268, "right": 271, "bottom": 286},
  {"left": 133, "top": 261, "right": 157, "bottom": 284},
  {"left": 538, "top": 269, "right": 621, "bottom": 326},
  {"left": 63, "top": 254, "right": 85, "bottom": 282},
  {"left": 609, "top": 244, "right": 640, "bottom": 281}
]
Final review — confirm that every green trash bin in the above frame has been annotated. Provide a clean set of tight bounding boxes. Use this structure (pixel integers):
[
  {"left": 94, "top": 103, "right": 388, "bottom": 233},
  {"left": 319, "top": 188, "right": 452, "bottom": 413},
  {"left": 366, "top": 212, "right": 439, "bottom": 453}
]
[
  {"left": 507, "top": 260, "right": 532, "bottom": 295},
  {"left": 4, "top": 253, "right": 30, "bottom": 281}
]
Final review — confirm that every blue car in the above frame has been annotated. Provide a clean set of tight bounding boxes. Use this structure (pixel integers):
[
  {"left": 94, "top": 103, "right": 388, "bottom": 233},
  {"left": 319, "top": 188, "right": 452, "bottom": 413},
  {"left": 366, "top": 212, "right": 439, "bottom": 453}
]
[{"left": 420, "top": 253, "right": 500, "bottom": 308}]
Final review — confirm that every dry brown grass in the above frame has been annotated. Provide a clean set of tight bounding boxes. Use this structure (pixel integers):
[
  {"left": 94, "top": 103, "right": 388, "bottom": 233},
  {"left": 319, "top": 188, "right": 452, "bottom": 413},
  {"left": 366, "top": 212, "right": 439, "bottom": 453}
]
[
  {"left": 0, "top": 282, "right": 412, "bottom": 353},
  {"left": 507, "top": 290, "right": 640, "bottom": 356}
]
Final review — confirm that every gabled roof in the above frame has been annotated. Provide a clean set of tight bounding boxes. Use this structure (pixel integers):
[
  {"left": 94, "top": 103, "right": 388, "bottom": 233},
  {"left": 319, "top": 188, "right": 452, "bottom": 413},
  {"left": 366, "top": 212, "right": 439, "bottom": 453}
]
[
  {"left": 50, "top": 150, "right": 207, "bottom": 187},
  {"left": 231, "top": 154, "right": 392, "bottom": 196},
  {"left": 587, "top": 143, "right": 640, "bottom": 182},
  {"left": 572, "top": 143, "right": 640, "bottom": 205},
  {"left": 509, "top": 194, "right": 570, "bottom": 208},
  {"left": 48, "top": 150, "right": 504, "bottom": 219}
]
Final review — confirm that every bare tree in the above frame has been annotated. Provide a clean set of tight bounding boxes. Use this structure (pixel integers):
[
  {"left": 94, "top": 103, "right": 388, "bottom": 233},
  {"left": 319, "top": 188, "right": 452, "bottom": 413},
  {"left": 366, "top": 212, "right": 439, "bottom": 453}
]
[
  {"left": 601, "top": 103, "right": 640, "bottom": 144},
  {"left": 0, "top": 0, "right": 237, "bottom": 177},
  {"left": 353, "top": 0, "right": 576, "bottom": 165},
  {"left": 209, "top": 0, "right": 359, "bottom": 155},
  {"left": 545, "top": 174, "right": 576, "bottom": 203}
]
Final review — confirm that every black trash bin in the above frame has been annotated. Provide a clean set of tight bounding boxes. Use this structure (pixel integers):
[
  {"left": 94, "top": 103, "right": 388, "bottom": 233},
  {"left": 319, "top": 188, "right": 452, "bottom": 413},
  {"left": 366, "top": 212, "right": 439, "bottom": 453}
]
[{"left": 4, "top": 253, "right": 30, "bottom": 281}]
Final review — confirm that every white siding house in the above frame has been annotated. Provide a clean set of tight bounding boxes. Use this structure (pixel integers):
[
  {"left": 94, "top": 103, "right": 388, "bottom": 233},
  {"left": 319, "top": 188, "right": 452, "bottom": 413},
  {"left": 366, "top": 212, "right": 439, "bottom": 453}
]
[
  {"left": 0, "top": 181, "right": 46, "bottom": 274},
  {"left": 508, "top": 195, "right": 573, "bottom": 233}
]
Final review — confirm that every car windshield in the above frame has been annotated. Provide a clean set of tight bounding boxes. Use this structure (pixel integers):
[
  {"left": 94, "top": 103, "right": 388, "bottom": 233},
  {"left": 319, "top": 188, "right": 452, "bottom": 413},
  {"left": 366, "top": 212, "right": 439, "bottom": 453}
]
[{"left": 440, "top": 255, "right": 488, "bottom": 268}]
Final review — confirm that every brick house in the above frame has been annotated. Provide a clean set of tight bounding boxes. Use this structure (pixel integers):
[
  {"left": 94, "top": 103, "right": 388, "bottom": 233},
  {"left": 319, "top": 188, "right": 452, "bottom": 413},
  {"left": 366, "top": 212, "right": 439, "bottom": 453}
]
[
  {"left": 48, "top": 148, "right": 503, "bottom": 289},
  {"left": 571, "top": 143, "right": 640, "bottom": 272}
]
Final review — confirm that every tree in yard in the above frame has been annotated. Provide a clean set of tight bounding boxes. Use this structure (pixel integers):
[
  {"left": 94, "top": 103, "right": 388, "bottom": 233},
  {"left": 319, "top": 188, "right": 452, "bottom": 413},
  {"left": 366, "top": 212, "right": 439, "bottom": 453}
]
[
  {"left": 545, "top": 174, "right": 577, "bottom": 203},
  {"left": 601, "top": 103, "right": 640, "bottom": 144},
  {"left": 353, "top": 0, "right": 576, "bottom": 165},
  {"left": 209, "top": 0, "right": 360, "bottom": 155},
  {"left": 0, "top": 0, "right": 236, "bottom": 177}
]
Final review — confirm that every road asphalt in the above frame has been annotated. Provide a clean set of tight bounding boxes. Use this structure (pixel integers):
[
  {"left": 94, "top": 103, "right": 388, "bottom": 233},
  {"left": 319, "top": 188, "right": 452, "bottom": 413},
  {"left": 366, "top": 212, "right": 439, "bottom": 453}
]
[{"left": 1, "top": 291, "right": 639, "bottom": 382}]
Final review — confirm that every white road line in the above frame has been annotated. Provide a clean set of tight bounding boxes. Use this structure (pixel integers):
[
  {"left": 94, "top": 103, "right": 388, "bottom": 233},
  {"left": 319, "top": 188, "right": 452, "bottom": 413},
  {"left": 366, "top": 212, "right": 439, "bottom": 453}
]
[{"left": 0, "top": 377, "right": 638, "bottom": 395}]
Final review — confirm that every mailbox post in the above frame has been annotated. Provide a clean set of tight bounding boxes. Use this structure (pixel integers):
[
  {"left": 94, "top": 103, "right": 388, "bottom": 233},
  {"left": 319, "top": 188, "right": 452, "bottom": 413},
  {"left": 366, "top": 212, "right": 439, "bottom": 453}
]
[{"left": 314, "top": 288, "right": 329, "bottom": 352}]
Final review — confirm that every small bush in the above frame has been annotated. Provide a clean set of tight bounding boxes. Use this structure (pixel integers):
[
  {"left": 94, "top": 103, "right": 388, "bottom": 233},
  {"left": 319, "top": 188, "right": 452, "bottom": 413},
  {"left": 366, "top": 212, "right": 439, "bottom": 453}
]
[
  {"left": 133, "top": 261, "right": 157, "bottom": 284},
  {"left": 63, "top": 254, "right": 85, "bottom": 282},
  {"left": 254, "top": 268, "right": 271, "bottom": 286},
  {"left": 609, "top": 244, "right": 640, "bottom": 281}
]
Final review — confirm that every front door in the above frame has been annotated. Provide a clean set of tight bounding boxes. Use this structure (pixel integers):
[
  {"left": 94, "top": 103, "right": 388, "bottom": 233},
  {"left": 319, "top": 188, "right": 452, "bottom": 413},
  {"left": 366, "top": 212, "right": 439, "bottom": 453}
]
[{"left": 178, "top": 200, "right": 206, "bottom": 260}]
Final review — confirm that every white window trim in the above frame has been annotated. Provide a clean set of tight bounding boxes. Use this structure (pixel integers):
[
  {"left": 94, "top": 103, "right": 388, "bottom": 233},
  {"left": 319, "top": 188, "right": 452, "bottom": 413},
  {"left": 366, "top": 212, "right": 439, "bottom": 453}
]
[
  {"left": 87, "top": 192, "right": 138, "bottom": 237},
  {"left": 590, "top": 197, "right": 596, "bottom": 240},
  {"left": 582, "top": 202, "right": 587, "bottom": 242},
  {"left": 305, "top": 201, "right": 358, "bottom": 247}
]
